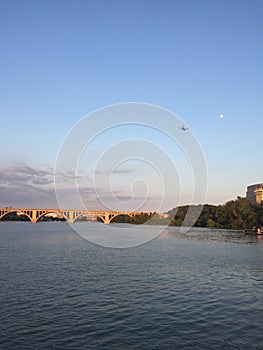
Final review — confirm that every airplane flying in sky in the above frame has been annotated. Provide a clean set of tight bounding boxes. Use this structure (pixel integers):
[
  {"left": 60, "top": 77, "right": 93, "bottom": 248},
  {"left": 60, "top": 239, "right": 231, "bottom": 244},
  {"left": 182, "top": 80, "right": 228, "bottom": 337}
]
[{"left": 179, "top": 125, "right": 189, "bottom": 131}]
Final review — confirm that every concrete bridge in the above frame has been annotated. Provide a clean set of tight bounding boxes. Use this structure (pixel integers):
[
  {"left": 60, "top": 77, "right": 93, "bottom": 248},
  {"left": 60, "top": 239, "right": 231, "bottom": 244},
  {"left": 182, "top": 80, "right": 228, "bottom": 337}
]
[{"left": 0, "top": 208, "right": 154, "bottom": 224}]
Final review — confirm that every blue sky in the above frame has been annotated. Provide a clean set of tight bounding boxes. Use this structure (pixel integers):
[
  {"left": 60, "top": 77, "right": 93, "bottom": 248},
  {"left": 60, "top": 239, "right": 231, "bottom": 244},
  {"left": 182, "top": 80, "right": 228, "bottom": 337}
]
[{"left": 1, "top": 0, "right": 262, "bottom": 211}]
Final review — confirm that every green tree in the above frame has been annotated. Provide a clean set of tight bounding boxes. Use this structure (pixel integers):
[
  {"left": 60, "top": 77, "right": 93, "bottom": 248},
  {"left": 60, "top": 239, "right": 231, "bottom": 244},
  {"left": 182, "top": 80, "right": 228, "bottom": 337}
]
[{"left": 216, "top": 197, "right": 256, "bottom": 229}]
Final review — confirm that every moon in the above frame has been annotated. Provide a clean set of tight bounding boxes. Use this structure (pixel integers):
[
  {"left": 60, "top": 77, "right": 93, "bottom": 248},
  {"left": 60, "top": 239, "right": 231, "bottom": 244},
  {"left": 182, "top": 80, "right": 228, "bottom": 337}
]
[{"left": 219, "top": 113, "right": 224, "bottom": 119}]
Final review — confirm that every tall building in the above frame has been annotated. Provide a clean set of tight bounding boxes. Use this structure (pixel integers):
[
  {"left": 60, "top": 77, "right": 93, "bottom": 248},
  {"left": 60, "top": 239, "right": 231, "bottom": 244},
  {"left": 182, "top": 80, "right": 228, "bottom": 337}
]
[{"left": 246, "top": 183, "right": 263, "bottom": 204}]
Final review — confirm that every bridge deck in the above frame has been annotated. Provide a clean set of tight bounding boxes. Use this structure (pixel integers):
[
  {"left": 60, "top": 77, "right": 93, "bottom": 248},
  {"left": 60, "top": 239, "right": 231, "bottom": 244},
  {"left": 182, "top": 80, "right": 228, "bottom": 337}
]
[{"left": 0, "top": 208, "right": 154, "bottom": 224}]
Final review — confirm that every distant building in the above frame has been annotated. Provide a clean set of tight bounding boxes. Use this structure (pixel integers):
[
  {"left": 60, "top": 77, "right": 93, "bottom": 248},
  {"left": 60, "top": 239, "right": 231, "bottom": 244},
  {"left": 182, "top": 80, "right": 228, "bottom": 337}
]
[
  {"left": 246, "top": 183, "right": 263, "bottom": 204},
  {"left": 158, "top": 213, "right": 169, "bottom": 219}
]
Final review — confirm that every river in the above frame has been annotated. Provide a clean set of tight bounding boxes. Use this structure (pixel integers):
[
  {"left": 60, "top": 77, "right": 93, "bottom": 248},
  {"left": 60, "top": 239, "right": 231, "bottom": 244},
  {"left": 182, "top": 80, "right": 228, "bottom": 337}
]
[{"left": 1, "top": 222, "right": 263, "bottom": 349}]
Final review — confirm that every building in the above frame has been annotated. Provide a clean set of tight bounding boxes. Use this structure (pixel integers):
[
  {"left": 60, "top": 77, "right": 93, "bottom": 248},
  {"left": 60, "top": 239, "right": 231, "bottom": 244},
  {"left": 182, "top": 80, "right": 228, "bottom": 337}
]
[{"left": 246, "top": 183, "right": 263, "bottom": 204}]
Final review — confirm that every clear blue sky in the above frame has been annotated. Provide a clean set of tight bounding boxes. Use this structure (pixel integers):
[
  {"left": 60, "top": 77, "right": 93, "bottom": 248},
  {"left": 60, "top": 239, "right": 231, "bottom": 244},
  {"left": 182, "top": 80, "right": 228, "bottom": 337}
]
[{"left": 1, "top": 0, "right": 262, "bottom": 211}]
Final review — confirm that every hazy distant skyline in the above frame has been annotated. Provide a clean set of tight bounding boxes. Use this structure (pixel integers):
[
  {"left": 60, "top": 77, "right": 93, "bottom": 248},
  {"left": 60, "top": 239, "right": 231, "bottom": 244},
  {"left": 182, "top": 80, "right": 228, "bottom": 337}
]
[{"left": 1, "top": 0, "right": 262, "bottom": 211}]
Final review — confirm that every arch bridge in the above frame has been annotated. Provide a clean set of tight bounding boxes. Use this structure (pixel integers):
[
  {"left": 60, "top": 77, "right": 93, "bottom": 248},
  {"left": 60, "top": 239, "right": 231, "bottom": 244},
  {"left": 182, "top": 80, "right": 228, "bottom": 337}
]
[{"left": 0, "top": 208, "right": 154, "bottom": 224}]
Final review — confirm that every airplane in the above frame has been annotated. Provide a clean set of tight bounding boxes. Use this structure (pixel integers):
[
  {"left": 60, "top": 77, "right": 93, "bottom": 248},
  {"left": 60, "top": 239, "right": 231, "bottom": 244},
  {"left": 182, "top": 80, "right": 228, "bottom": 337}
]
[{"left": 179, "top": 125, "right": 189, "bottom": 131}]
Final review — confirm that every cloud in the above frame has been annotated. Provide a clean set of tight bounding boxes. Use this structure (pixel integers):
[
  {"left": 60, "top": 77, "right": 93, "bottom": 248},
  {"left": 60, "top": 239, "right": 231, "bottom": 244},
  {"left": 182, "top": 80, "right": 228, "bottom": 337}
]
[
  {"left": 55, "top": 169, "right": 84, "bottom": 182},
  {"left": 0, "top": 164, "right": 54, "bottom": 187},
  {"left": 0, "top": 183, "right": 57, "bottom": 208},
  {"left": 95, "top": 168, "right": 133, "bottom": 175},
  {"left": 0, "top": 164, "right": 107, "bottom": 209},
  {"left": 0, "top": 163, "right": 165, "bottom": 211},
  {"left": 0, "top": 165, "right": 86, "bottom": 187},
  {"left": 0, "top": 164, "right": 56, "bottom": 207},
  {"left": 112, "top": 169, "right": 133, "bottom": 174}
]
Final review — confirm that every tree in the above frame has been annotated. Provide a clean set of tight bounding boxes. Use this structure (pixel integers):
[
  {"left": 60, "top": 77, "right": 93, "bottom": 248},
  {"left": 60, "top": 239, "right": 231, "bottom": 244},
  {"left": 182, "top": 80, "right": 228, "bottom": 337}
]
[{"left": 216, "top": 197, "right": 256, "bottom": 229}]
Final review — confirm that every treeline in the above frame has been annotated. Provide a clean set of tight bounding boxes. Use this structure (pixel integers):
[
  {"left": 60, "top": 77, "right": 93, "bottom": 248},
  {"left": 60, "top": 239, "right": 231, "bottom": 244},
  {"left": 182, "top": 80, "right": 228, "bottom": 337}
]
[
  {"left": 110, "top": 197, "right": 263, "bottom": 229},
  {"left": 111, "top": 213, "right": 154, "bottom": 224},
  {"left": 168, "top": 197, "right": 263, "bottom": 230}
]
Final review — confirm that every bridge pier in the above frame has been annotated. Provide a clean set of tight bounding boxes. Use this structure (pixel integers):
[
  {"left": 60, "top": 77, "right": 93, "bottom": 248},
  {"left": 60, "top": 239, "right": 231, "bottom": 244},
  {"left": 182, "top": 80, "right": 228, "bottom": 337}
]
[
  {"left": 67, "top": 211, "right": 75, "bottom": 223},
  {"left": 31, "top": 210, "right": 37, "bottom": 223},
  {"left": 104, "top": 213, "right": 111, "bottom": 224}
]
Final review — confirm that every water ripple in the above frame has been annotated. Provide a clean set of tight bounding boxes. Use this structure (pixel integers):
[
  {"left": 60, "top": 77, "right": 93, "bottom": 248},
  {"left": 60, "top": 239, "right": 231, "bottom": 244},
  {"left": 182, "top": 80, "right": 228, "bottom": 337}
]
[{"left": 1, "top": 223, "right": 263, "bottom": 349}]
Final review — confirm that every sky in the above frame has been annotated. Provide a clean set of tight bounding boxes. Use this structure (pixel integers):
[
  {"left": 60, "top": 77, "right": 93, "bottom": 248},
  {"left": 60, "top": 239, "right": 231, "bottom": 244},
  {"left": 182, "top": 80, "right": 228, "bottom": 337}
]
[{"left": 1, "top": 0, "right": 262, "bottom": 212}]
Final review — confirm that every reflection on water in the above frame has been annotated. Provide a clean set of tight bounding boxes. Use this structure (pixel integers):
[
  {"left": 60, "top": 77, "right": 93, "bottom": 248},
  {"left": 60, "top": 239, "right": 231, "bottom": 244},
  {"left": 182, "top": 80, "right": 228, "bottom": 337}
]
[
  {"left": 165, "top": 226, "right": 263, "bottom": 244},
  {"left": 0, "top": 222, "right": 263, "bottom": 349}
]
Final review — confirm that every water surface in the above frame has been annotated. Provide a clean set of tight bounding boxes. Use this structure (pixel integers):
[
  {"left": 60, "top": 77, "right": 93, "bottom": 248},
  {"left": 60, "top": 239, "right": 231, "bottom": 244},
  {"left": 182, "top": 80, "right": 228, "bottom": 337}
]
[{"left": 1, "top": 222, "right": 263, "bottom": 349}]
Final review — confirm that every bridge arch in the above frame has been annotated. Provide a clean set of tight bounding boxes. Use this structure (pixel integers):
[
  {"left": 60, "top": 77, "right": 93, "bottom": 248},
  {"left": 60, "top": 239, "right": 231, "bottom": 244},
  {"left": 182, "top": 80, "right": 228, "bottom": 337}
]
[
  {"left": 35, "top": 210, "right": 65, "bottom": 222},
  {"left": 68, "top": 212, "right": 92, "bottom": 222},
  {"left": 109, "top": 212, "right": 134, "bottom": 223},
  {"left": 0, "top": 210, "right": 32, "bottom": 222},
  {"left": 95, "top": 212, "right": 136, "bottom": 224}
]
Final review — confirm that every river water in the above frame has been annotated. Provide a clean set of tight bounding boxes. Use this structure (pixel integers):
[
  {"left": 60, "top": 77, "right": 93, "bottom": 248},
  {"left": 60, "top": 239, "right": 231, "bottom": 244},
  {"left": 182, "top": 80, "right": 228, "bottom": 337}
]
[{"left": 1, "top": 222, "right": 263, "bottom": 349}]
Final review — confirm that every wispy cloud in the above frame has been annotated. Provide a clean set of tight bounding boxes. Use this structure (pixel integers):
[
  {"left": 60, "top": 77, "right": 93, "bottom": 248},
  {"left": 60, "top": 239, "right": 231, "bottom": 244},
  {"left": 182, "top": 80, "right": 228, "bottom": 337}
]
[
  {"left": 0, "top": 164, "right": 106, "bottom": 208},
  {"left": 0, "top": 164, "right": 53, "bottom": 187},
  {"left": 95, "top": 168, "right": 133, "bottom": 175},
  {"left": 0, "top": 184, "right": 57, "bottom": 208},
  {"left": 0, "top": 163, "right": 163, "bottom": 211},
  {"left": 55, "top": 169, "right": 84, "bottom": 182},
  {"left": 0, "top": 164, "right": 56, "bottom": 207},
  {"left": 112, "top": 169, "right": 133, "bottom": 174}
]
